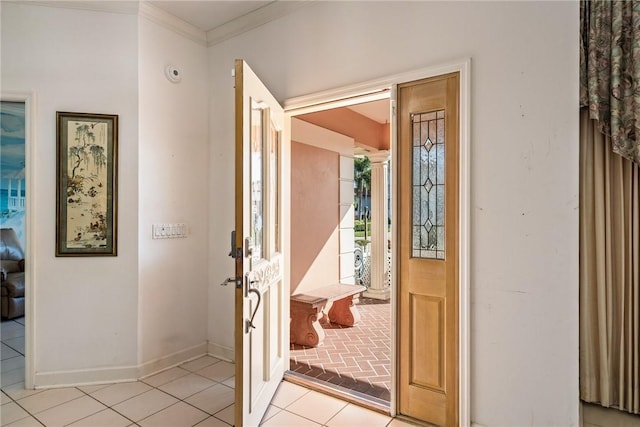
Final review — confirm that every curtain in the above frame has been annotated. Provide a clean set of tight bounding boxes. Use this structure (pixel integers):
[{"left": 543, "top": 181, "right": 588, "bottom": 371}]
[
  {"left": 580, "top": 108, "right": 640, "bottom": 414},
  {"left": 580, "top": 1, "right": 640, "bottom": 164}
]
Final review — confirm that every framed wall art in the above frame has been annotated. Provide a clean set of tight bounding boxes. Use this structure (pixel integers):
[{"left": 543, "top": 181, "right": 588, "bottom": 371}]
[{"left": 56, "top": 112, "right": 118, "bottom": 256}]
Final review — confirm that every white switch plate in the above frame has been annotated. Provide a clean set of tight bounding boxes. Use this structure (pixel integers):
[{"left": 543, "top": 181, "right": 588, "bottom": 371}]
[{"left": 152, "top": 223, "right": 187, "bottom": 239}]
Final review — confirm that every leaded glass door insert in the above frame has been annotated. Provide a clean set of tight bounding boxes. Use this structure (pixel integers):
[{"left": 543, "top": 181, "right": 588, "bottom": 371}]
[{"left": 412, "top": 110, "right": 445, "bottom": 259}]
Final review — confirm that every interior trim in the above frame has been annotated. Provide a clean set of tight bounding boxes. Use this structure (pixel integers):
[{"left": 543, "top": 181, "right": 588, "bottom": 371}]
[
  {"left": 206, "top": 1, "right": 310, "bottom": 47},
  {"left": 12, "top": 1, "right": 139, "bottom": 16},
  {"left": 137, "top": 342, "right": 208, "bottom": 379},
  {"left": 138, "top": 2, "right": 207, "bottom": 46}
]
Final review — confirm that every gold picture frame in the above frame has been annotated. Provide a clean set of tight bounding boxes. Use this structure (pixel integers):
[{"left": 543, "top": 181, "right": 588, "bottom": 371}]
[{"left": 56, "top": 112, "right": 118, "bottom": 256}]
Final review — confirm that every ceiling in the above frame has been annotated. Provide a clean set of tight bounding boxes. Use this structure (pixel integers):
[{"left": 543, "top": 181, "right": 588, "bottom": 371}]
[
  {"left": 149, "top": 1, "right": 272, "bottom": 32},
  {"left": 348, "top": 100, "right": 389, "bottom": 125},
  {"left": 147, "top": 1, "right": 390, "bottom": 126}
]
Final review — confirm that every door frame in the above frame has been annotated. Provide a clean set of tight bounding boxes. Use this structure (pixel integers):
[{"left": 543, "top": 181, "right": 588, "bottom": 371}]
[
  {"left": 1, "top": 91, "right": 36, "bottom": 389},
  {"left": 284, "top": 59, "right": 470, "bottom": 425}
]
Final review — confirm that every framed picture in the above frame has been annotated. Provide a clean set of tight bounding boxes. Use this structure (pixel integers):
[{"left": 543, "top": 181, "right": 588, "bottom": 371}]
[{"left": 56, "top": 112, "right": 118, "bottom": 256}]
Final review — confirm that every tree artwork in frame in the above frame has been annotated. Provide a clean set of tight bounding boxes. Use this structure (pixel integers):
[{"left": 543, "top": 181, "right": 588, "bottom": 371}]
[{"left": 56, "top": 112, "right": 117, "bottom": 256}]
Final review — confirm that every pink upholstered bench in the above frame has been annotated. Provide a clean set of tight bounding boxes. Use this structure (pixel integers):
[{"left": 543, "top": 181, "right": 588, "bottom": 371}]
[{"left": 290, "top": 283, "right": 366, "bottom": 347}]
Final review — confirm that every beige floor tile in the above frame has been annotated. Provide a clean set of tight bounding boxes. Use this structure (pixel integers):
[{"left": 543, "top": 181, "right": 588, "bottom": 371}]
[
  {"left": 1, "top": 368, "right": 25, "bottom": 388},
  {"left": 12, "top": 318, "right": 25, "bottom": 326},
  {"left": 185, "top": 383, "right": 234, "bottom": 415},
  {"left": 112, "top": 388, "right": 178, "bottom": 421},
  {"left": 1, "top": 390, "right": 11, "bottom": 404},
  {"left": 195, "top": 361, "right": 235, "bottom": 382},
  {"left": 221, "top": 376, "right": 235, "bottom": 389},
  {"left": 180, "top": 356, "right": 220, "bottom": 372},
  {"left": 583, "top": 404, "right": 640, "bottom": 427},
  {"left": 195, "top": 416, "right": 232, "bottom": 427},
  {"left": 142, "top": 367, "right": 190, "bottom": 387},
  {"left": 4, "top": 415, "right": 43, "bottom": 427},
  {"left": 77, "top": 383, "right": 110, "bottom": 394},
  {"left": 1, "top": 355, "right": 25, "bottom": 373},
  {"left": 269, "top": 381, "right": 310, "bottom": 409},
  {"left": 1, "top": 322, "right": 24, "bottom": 340},
  {"left": 17, "top": 387, "right": 83, "bottom": 414},
  {"left": 35, "top": 395, "right": 106, "bottom": 426},
  {"left": 1, "top": 401, "right": 30, "bottom": 425},
  {"left": 285, "top": 390, "right": 348, "bottom": 424},
  {"left": 90, "top": 381, "right": 151, "bottom": 406},
  {"left": 214, "top": 403, "right": 234, "bottom": 425},
  {"left": 1, "top": 383, "right": 43, "bottom": 400},
  {"left": 326, "top": 403, "right": 391, "bottom": 427},
  {"left": 158, "top": 373, "right": 216, "bottom": 400},
  {"left": 1, "top": 343, "right": 20, "bottom": 360},
  {"left": 67, "top": 408, "right": 132, "bottom": 427},
  {"left": 260, "top": 405, "right": 281, "bottom": 423},
  {"left": 260, "top": 410, "right": 321, "bottom": 426},
  {"left": 138, "top": 402, "right": 209, "bottom": 427},
  {"left": 3, "top": 337, "right": 25, "bottom": 354},
  {"left": 388, "top": 418, "right": 420, "bottom": 426}
]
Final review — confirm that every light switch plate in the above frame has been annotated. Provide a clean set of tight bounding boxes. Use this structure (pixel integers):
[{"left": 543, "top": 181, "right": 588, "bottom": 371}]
[{"left": 152, "top": 223, "right": 187, "bottom": 239}]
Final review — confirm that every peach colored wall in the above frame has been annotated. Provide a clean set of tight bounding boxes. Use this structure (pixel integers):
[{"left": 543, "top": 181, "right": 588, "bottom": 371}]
[
  {"left": 290, "top": 141, "right": 339, "bottom": 294},
  {"left": 298, "top": 107, "right": 389, "bottom": 151}
]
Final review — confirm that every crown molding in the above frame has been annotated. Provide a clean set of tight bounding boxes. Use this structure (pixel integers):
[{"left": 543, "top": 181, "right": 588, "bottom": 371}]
[
  {"left": 206, "top": 1, "right": 310, "bottom": 47},
  {"left": 14, "top": 1, "right": 139, "bottom": 16},
  {"left": 12, "top": 1, "right": 207, "bottom": 47},
  {"left": 11, "top": 1, "right": 306, "bottom": 48},
  {"left": 138, "top": 2, "right": 207, "bottom": 46}
]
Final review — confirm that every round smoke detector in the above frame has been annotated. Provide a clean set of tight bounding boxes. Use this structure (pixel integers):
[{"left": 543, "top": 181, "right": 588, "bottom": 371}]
[{"left": 165, "top": 65, "right": 182, "bottom": 83}]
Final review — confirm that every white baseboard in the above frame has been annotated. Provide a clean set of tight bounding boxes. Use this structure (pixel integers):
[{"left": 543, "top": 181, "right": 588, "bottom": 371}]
[
  {"left": 138, "top": 341, "right": 208, "bottom": 379},
  {"left": 34, "top": 365, "right": 138, "bottom": 389},
  {"left": 208, "top": 342, "right": 234, "bottom": 362},
  {"left": 34, "top": 341, "right": 209, "bottom": 388}
]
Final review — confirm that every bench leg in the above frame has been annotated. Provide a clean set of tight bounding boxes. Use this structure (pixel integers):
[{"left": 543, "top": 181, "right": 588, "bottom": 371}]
[
  {"left": 328, "top": 295, "right": 361, "bottom": 327},
  {"left": 290, "top": 300, "right": 325, "bottom": 347}
]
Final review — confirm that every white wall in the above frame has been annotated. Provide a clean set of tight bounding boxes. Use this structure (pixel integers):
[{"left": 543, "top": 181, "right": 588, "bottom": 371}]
[
  {"left": 208, "top": 2, "right": 579, "bottom": 426},
  {"left": 137, "top": 17, "right": 209, "bottom": 370},
  {"left": 1, "top": 3, "right": 140, "bottom": 381},
  {"left": 1, "top": 2, "right": 211, "bottom": 384}
]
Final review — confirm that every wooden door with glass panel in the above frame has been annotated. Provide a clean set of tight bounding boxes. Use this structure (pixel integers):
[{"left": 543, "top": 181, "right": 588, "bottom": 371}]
[
  {"left": 234, "top": 59, "right": 286, "bottom": 427},
  {"left": 397, "top": 73, "right": 459, "bottom": 426}
]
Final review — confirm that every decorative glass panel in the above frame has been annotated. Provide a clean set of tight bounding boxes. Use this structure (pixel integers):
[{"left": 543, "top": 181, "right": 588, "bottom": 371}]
[
  {"left": 250, "top": 100, "right": 263, "bottom": 262},
  {"left": 411, "top": 110, "right": 445, "bottom": 259}
]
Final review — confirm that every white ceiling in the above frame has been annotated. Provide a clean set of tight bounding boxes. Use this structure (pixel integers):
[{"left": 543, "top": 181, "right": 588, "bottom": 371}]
[
  {"left": 149, "top": 1, "right": 272, "bottom": 32},
  {"left": 145, "top": 1, "right": 390, "bottom": 124}
]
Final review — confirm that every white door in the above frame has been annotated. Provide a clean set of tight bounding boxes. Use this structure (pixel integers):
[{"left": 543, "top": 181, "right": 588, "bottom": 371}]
[{"left": 234, "top": 60, "right": 287, "bottom": 427}]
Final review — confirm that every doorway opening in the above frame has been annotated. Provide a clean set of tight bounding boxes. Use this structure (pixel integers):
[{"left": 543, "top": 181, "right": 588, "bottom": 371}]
[
  {"left": 287, "top": 96, "right": 393, "bottom": 410},
  {"left": 0, "top": 95, "right": 32, "bottom": 392},
  {"left": 275, "top": 59, "right": 470, "bottom": 425}
]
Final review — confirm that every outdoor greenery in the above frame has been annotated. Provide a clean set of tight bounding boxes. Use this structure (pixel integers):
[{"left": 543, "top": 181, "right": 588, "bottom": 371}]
[
  {"left": 354, "top": 156, "right": 371, "bottom": 219},
  {"left": 354, "top": 219, "right": 372, "bottom": 239}
]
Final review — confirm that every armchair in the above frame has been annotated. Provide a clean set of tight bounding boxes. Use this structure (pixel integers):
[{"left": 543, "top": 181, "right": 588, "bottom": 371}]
[{"left": 1, "top": 228, "right": 25, "bottom": 319}]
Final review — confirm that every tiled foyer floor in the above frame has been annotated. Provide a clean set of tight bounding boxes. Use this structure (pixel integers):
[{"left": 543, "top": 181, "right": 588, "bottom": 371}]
[
  {"left": 1, "top": 318, "right": 411, "bottom": 427},
  {"left": 290, "top": 298, "right": 391, "bottom": 402}
]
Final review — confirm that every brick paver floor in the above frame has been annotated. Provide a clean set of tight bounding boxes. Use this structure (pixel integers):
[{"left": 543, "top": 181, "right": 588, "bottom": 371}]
[{"left": 289, "top": 297, "right": 391, "bottom": 401}]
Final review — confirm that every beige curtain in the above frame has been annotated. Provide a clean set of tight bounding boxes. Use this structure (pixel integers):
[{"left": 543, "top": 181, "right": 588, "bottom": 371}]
[{"left": 580, "top": 108, "right": 640, "bottom": 414}]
